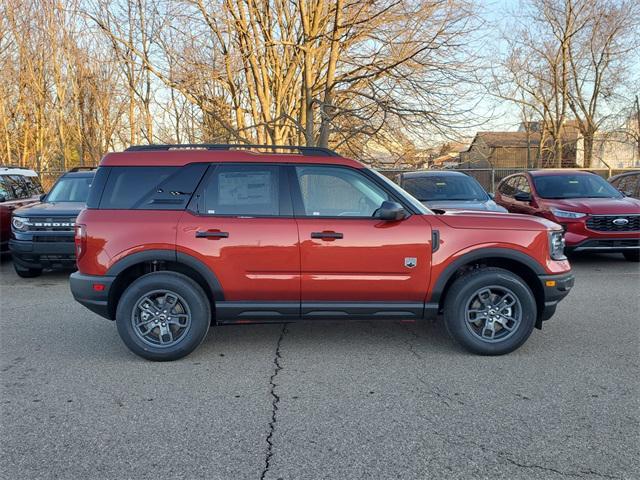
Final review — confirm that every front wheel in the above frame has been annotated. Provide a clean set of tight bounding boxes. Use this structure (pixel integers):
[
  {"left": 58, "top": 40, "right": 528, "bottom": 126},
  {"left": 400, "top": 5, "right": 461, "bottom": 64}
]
[
  {"left": 443, "top": 267, "right": 536, "bottom": 355},
  {"left": 115, "top": 271, "right": 211, "bottom": 361},
  {"left": 623, "top": 251, "right": 639, "bottom": 262}
]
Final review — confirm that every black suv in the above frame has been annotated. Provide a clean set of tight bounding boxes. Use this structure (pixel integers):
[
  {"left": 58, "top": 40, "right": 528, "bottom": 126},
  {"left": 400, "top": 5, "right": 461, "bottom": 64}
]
[{"left": 10, "top": 168, "right": 95, "bottom": 277}]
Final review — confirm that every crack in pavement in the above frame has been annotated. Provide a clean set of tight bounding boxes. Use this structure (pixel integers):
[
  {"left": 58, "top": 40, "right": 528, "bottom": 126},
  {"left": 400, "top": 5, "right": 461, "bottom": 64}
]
[
  {"left": 501, "top": 455, "right": 621, "bottom": 479},
  {"left": 260, "top": 323, "right": 287, "bottom": 480}
]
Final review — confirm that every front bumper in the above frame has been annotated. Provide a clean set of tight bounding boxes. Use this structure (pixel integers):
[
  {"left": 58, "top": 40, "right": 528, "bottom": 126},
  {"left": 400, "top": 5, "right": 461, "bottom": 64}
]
[
  {"left": 567, "top": 238, "right": 640, "bottom": 253},
  {"left": 9, "top": 237, "right": 76, "bottom": 269},
  {"left": 69, "top": 272, "right": 115, "bottom": 320},
  {"left": 537, "top": 271, "right": 575, "bottom": 323}
]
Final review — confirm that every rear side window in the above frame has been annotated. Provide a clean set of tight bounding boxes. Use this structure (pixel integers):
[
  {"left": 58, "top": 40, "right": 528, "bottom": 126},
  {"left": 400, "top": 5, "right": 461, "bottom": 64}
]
[
  {"left": 200, "top": 164, "right": 280, "bottom": 216},
  {"left": 98, "top": 164, "right": 208, "bottom": 210}
]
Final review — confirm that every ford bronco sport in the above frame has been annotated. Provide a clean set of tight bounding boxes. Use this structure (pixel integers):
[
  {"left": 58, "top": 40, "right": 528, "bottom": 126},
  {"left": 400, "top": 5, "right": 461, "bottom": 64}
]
[
  {"left": 70, "top": 144, "right": 574, "bottom": 361},
  {"left": 11, "top": 167, "right": 95, "bottom": 277}
]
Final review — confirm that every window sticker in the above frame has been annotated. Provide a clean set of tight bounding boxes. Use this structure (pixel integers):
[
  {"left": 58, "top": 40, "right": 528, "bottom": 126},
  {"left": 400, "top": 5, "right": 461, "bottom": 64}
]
[{"left": 218, "top": 171, "right": 272, "bottom": 205}]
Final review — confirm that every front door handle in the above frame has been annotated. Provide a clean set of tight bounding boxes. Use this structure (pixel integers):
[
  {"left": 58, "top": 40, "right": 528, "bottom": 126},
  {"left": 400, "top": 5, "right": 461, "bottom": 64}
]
[
  {"left": 195, "top": 230, "right": 229, "bottom": 239},
  {"left": 311, "top": 231, "right": 343, "bottom": 240}
]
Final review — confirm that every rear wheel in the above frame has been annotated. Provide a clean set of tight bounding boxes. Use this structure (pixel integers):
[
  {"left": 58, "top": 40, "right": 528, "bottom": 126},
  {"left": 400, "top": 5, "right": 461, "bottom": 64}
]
[
  {"left": 443, "top": 267, "right": 536, "bottom": 355},
  {"left": 623, "top": 251, "right": 639, "bottom": 262},
  {"left": 116, "top": 271, "right": 211, "bottom": 361},
  {"left": 14, "top": 264, "right": 42, "bottom": 278}
]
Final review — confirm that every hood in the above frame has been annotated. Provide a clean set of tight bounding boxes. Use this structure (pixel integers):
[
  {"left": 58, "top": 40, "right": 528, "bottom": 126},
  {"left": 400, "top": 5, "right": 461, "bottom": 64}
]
[
  {"left": 422, "top": 199, "right": 507, "bottom": 212},
  {"left": 434, "top": 209, "right": 559, "bottom": 231},
  {"left": 541, "top": 196, "right": 640, "bottom": 215},
  {"left": 13, "top": 201, "right": 85, "bottom": 217}
]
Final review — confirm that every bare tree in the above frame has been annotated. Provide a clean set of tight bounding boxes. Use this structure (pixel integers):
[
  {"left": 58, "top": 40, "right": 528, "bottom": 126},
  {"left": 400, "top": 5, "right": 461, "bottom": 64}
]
[
  {"left": 86, "top": 0, "right": 482, "bottom": 152},
  {"left": 494, "top": 0, "right": 638, "bottom": 167}
]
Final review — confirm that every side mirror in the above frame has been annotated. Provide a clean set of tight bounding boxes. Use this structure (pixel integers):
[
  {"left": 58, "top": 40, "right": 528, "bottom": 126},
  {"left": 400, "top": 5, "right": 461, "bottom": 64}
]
[
  {"left": 514, "top": 192, "right": 532, "bottom": 202},
  {"left": 40, "top": 193, "right": 46, "bottom": 201},
  {"left": 0, "top": 195, "right": 6, "bottom": 203},
  {"left": 488, "top": 192, "right": 495, "bottom": 200},
  {"left": 375, "top": 201, "right": 407, "bottom": 221}
]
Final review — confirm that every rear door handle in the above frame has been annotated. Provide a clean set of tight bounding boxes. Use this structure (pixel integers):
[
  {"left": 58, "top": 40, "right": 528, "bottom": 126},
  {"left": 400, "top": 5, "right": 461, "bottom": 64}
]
[
  {"left": 195, "top": 230, "right": 229, "bottom": 239},
  {"left": 311, "top": 231, "right": 343, "bottom": 240}
]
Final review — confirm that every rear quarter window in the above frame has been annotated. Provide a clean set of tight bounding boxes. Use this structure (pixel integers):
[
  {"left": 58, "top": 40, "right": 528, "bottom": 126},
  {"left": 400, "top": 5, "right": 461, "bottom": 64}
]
[{"left": 96, "top": 164, "right": 208, "bottom": 210}]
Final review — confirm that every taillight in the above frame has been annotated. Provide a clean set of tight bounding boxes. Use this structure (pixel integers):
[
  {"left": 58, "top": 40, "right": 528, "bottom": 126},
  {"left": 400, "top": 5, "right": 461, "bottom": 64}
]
[{"left": 75, "top": 224, "right": 86, "bottom": 260}]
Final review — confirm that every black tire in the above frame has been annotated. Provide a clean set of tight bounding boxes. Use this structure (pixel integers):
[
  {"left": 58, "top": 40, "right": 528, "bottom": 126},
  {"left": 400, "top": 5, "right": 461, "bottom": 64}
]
[
  {"left": 623, "top": 251, "right": 639, "bottom": 262},
  {"left": 14, "top": 264, "right": 42, "bottom": 278},
  {"left": 443, "top": 267, "right": 536, "bottom": 355},
  {"left": 116, "top": 271, "right": 211, "bottom": 361}
]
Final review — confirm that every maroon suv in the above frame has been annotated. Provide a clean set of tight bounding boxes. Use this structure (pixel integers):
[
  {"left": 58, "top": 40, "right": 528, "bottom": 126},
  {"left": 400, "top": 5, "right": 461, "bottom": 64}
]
[{"left": 495, "top": 170, "right": 640, "bottom": 261}]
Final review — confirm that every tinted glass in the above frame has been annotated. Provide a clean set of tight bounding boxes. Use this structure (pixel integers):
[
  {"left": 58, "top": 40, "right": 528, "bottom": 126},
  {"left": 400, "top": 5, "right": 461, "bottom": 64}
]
[
  {"left": 402, "top": 175, "right": 488, "bottom": 201},
  {"left": 100, "top": 167, "right": 178, "bottom": 209},
  {"left": 533, "top": 174, "right": 623, "bottom": 199},
  {"left": 202, "top": 164, "right": 280, "bottom": 216},
  {"left": 47, "top": 176, "right": 93, "bottom": 202},
  {"left": 99, "top": 164, "right": 208, "bottom": 210},
  {"left": 295, "top": 166, "right": 389, "bottom": 217}
]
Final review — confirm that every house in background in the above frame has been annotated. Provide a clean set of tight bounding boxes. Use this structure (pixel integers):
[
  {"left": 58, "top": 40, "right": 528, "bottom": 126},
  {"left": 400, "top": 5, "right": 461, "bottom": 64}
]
[{"left": 459, "top": 130, "right": 579, "bottom": 169}]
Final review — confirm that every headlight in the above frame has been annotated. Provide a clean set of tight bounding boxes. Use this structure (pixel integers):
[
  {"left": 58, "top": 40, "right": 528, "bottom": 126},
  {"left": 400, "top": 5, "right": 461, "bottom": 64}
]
[
  {"left": 548, "top": 230, "right": 566, "bottom": 260},
  {"left": 11, "top": 216, "right": 29, "bottom": 232},
  {"left": 550, "top": 207, "right": 586, "bottom": 219}
]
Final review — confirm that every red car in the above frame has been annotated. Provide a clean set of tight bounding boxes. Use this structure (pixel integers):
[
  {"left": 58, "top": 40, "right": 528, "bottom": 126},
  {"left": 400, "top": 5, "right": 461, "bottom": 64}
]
[
  {"left": 70, "top": 144, "right": 573, "bottom": 361},
  {"left": 0, "top": 167, "right": 44, "bottom": 252},
  {"left": 495, "top": 170, "right": 640, "bottom": 261}
]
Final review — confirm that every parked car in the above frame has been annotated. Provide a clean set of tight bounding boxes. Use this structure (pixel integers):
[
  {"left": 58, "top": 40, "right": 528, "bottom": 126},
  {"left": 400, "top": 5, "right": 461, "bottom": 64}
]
[
  {"left": 10, "top": 167, "right": 95, "bottom": 277},
  {"left": 608, "top": 170, "right": 640, "bottom": 199},
  {"left": 0, "top": 167, "right": 44, "bottom": 252},
  {"left": 495, "top": 170, "right": 640, "bottom": 261},
  {"left": 397, "top": 170, "right": 507, "bottom": 212},
  {"left": 70, "top": 144, "right": 573, "bottom": 361}
]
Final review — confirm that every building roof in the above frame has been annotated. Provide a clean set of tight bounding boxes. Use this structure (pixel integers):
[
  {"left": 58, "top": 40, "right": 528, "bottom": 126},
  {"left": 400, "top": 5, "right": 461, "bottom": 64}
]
[{"left": 469, "top": 131, "right": 579, "bottom": 150}]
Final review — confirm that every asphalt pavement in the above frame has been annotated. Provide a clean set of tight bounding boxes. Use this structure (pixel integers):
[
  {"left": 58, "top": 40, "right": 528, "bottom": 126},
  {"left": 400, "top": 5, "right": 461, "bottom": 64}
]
[{"left": 1, "top": 254, "right": 638, "bottom": 479}]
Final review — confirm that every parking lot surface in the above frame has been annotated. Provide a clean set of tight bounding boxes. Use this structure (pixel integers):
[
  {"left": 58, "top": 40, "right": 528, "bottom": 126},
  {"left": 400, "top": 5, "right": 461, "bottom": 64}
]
[{"left": 1, "top": 254, "right": 638, "bottom": 480}]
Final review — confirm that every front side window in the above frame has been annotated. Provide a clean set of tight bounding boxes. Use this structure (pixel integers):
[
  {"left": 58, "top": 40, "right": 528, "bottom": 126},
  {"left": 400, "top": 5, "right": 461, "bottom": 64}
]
[
  {"left": 6, "top": 175, "right": 30, "bottom": 199},
  {"left": 401, "top": 175, "right": 488, "bottom": 202},
  {"left": 295, "top": 166, "right": 389, "bottom": 217},
  {"left": 47, "top": 176, "right": 93, "bottom": 202},
  {"left": 202, "top": 164, "right": 280, "bottom": 216},
  {"left": 533, "top": 174, "right": 623, "bottom": 199},
  {"left": 24, "top": 176, "right": 44, "bottom": 196}
]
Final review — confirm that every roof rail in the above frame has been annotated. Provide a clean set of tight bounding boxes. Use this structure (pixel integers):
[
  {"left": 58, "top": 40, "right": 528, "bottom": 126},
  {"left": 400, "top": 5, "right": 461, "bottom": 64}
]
[
  {"left": 0, "top": 164, "right": 26, "bottom": 169},
  {"left": 124, "top": 143, "right": 341, "bottom": 157},
  {"left": 68, "top": 166, "right": 97, "bottom": 172}
]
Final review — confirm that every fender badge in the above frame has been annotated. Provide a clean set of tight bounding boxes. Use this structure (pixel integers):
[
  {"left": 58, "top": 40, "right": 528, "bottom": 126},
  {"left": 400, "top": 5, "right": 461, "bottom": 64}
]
[{"left": 404, "top": 257, "right": 417, "bottom": 268}]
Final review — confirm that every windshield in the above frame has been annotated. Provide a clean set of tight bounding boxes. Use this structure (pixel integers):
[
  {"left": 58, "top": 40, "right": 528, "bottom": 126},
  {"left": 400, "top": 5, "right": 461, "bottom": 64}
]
[
  {"left": 46, "top": 176, "right": 93, "bottom": 202},
  {"left": 533, "top": 174, "right": 622, "bottom": 199},
  {"left": 402, "top": 175, "right": 488, "bottom": 202}
]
